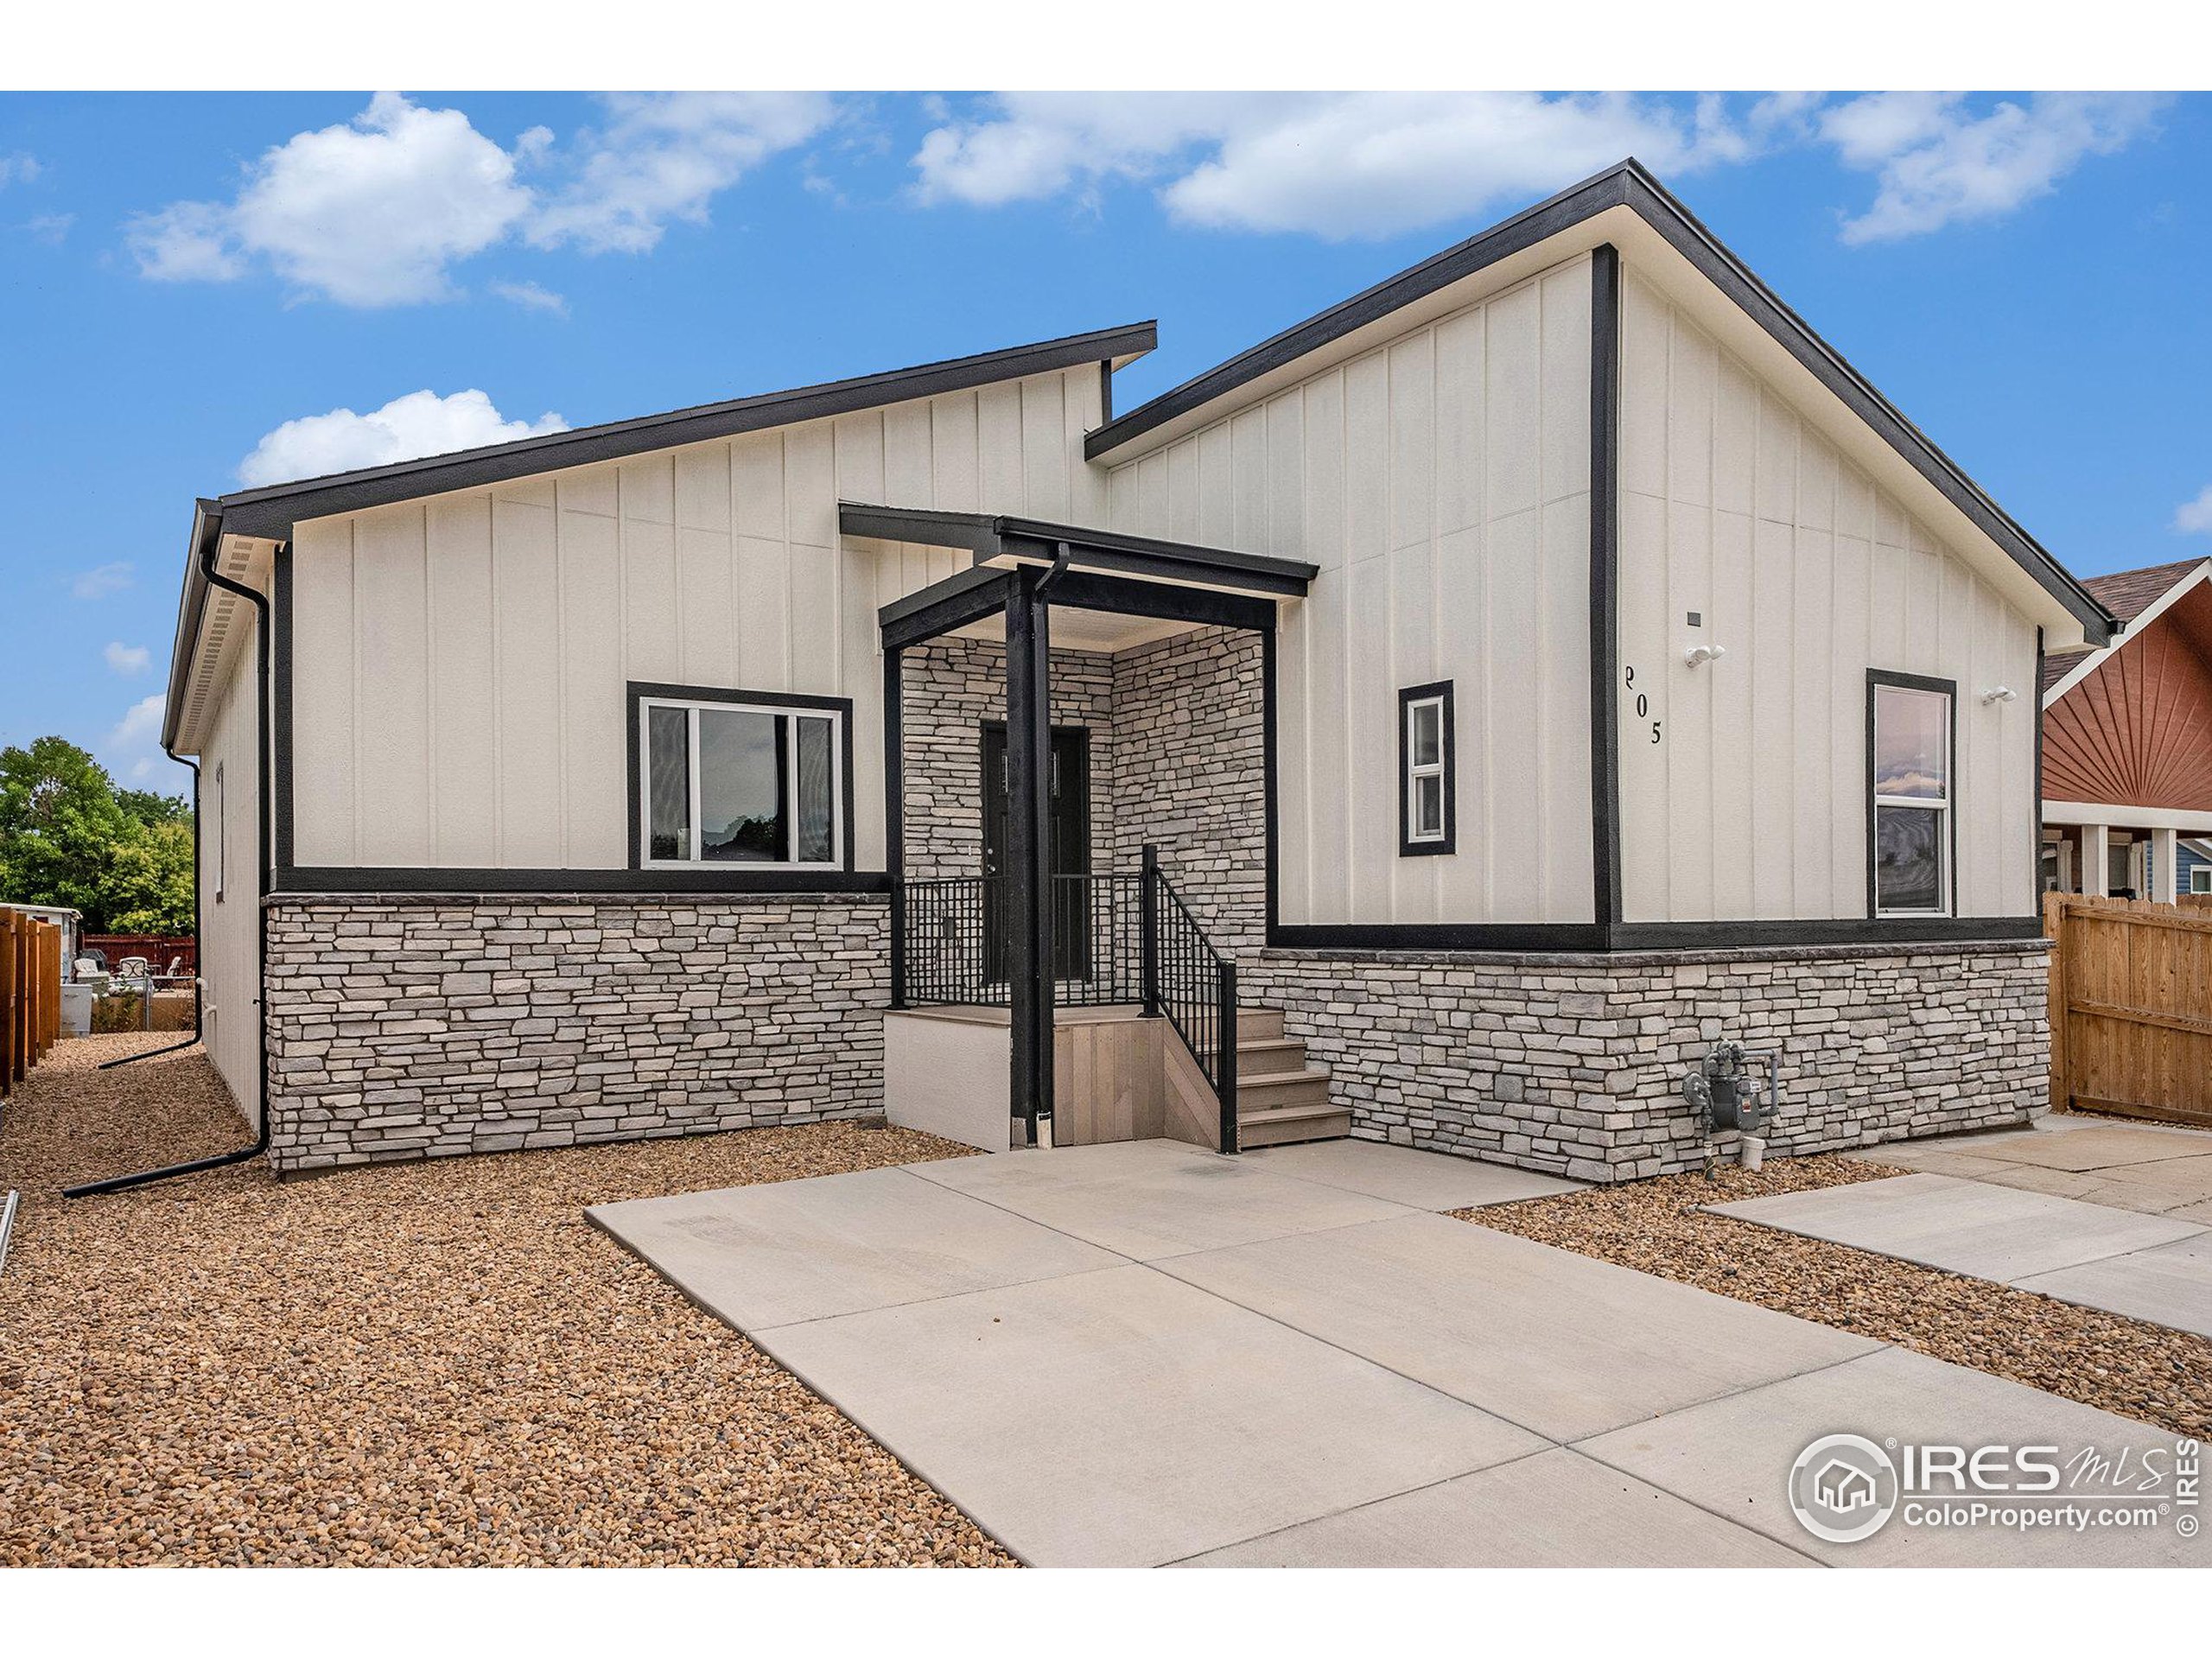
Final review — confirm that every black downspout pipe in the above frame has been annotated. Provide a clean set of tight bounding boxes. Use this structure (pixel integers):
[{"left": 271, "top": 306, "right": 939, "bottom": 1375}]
[
  {"left": 67, "top": 539, "right": 272, "bottom": 1198},
  {"left": 95, "top": 752, "right": 202, "bottom": 1070}
]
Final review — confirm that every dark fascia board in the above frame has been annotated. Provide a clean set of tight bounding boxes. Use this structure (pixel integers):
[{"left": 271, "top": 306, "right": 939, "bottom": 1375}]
[
  {"left": 843, "top": 502, "right": 1317, "bottom": 598},
  {"left": 158, "top": 499, "right": 226, "bottom": 753},
  {"left": 1087, "top": 159, "right": 2114, "bottom": 648},
  {"left": 212, "top": 321, "right": 1157, "bottom": 541}
]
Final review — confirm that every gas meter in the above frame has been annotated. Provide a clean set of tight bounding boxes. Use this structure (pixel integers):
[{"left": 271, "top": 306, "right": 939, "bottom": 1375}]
[{"left": 1681, "top": 1040, "right": 1781, "bottom": 1135}]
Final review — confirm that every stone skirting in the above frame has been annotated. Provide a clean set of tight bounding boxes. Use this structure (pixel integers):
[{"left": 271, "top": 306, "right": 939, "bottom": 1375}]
[
  {"left": 263, "top": 893, "right": 889, "bottom": 1173},
  {"left": 1243, "top": 938, "right": 2051, "bottom": 1181}
]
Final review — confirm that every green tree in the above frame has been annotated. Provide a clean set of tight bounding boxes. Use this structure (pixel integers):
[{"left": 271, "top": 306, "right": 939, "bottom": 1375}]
[{"left": 0, "top": 737, "right": 194, "bottom": 933}]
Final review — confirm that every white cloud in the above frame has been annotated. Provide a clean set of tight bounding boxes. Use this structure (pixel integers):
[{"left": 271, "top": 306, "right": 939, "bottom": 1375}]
[
  {"left": 2176, "top": 485, "right": 2212, "bottom": 536},
  {"left": 105, "top": 642, "right": 152, "bottom": 676},
  {"left": 1822, "top": 92, "right": 2169, "bottom": 245},
  {"left": 912, "top": 92, "right": 1789, "bottom": 239},
  {"left": 491, "top": 278, "right": 568, "bottom": 315},
  {"left": 128, "top": 92, "right": 833, "bottom": 308},
  {"left": 127, "top": 92, "right": 535, "bottom": 306},
  {"left": 111, "top": 693, "right": 165, "bottom": 756},
  {"left": 71, "top": 561, "right": 135, "bottom": 600},
  {"left": 528, "top": 92, "right": 835, "bottom": 253},
  {"left": 0, "top": 153, "right": 39, "bottom": 187},
  {"left": 237, "top": 388, "right": 569, "bottom": 488},
  {"left": 22, "top": 212, "right": 73, "bottom": 244}
]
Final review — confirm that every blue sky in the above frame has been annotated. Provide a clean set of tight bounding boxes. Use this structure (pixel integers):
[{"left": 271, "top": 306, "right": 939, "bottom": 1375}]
[{"left": 3, "top": 90, "right": 2209, "bottom": 798}]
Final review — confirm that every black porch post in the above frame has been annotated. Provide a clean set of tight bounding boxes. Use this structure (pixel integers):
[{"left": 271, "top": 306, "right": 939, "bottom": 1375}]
[
  {"left": 883, "top": 643, "right": 906, "bottom": 1011},
  {"left": 1004, "top": 566, "right": 1055, "bottom": 1143}
]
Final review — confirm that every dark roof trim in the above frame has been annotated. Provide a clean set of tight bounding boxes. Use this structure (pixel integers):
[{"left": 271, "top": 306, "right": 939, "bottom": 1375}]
[
  {"left": 159, "top": 499, "right": 226, "bottom": 752},
  {"left": 843, "top": 503, "right": 1318, "bottom": 599},
  {"left": 214, "top": 321, "right": 1157, "bottom": 540},
  {"left": 1088, "top": 160, "right": 2114, "bottom": 647}
]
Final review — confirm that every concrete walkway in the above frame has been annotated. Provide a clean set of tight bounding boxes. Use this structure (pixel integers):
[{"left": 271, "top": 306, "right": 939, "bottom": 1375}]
[
  {"left": 1713, "top": 1170, "right": 2212, "bottom": 1338},
  {"left": 592, "top": 1139, "right": 2200, "bottom": 1567},
  {"left": 1859, "top": 1115, "right": 2212, "bottom": 1221}
]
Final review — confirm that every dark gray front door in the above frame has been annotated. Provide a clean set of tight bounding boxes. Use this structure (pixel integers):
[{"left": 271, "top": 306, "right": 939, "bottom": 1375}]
[{"left": 981, "top": 723, "right": 1090, "bottom": 982}]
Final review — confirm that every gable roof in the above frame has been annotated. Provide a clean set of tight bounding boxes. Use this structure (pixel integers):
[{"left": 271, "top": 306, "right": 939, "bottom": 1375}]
[
  {"left": 162, "top": 321, "right": 1154, "bottom": 752},
  {"left": 2044, "top": 557, "right": 2212, "bottom": 702},
  {"left": 1088, "top": 158, "right": 2114, "bottom": 651}
]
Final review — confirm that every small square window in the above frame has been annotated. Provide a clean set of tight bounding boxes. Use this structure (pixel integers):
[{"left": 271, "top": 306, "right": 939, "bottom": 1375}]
[{"left": 1399, "top": 682, "right": 1455, "bottom": 857}]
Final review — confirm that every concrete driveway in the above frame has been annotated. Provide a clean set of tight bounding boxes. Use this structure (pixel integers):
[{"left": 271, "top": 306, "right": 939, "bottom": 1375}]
[
  {"left": 1719, "top": 1124, "right": 2212, "bottom": 1340},
  {"left": 591, "top": 1139, "right": 2201, "bottom": 1568}
]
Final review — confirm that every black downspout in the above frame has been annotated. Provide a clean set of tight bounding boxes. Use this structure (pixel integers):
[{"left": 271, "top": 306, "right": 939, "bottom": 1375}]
[
  {"left": 67, "top": 540, "right": 273, "bottom": 1198},
  {"left": 95, "top": 752, "right": 202, "bottom": 1069}
]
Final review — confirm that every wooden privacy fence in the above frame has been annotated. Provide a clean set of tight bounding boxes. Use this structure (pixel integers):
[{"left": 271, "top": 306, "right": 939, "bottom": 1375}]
[
  {"left": 2044, "top": 891, "right": 2212, "bottom": 1128},
  {"left": 2, "top": 910, "right": 65, "bottom": 1098}
]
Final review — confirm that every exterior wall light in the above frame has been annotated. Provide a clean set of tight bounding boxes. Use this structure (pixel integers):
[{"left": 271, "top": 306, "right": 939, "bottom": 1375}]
[
  {"left": 1685, "top": 644, "right": 1726, "bottom": 667},
  {"left": 1980, "top": 686, "right": 2018, "bottom": 704}
]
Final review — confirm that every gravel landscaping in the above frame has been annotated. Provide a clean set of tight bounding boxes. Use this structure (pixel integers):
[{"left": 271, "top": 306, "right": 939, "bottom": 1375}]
[
  {"left": 0, "top": 1034, "right": 1014, "bottom": 1567},
  {"left": 1461, "top": 1153, "right": 2212, "bottom": 1441}
]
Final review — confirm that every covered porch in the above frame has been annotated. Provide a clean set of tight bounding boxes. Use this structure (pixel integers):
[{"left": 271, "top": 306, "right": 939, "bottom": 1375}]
[
  {"left": 2041, "top": 805, "right": 2212, "bottom": 901},
  {"left": 856, "top": 504, "right": 1328, "bottom": 1156}
]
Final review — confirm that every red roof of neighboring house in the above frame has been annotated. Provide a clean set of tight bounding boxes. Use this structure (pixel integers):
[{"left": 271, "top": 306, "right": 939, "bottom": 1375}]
[{"left": 2043, "top": 559, "right": 2212, "bottom": 692}]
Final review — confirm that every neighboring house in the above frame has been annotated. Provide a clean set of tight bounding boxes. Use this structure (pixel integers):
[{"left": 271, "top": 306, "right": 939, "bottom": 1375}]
[
  {"left": 2040, "top": 558, "right": 2212, "bottom": 901},
  {"left": 160, "top": 161, "right": 2113, "bottom": 1182},
  {"left": 2182, "top": 838, "right": 2212, "bottom": 894}
]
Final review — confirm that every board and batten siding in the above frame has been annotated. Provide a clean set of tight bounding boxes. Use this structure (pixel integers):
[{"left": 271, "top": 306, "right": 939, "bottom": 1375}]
[
  {"left": 287, "top": 365, "right": 1107, "bottom": 873},
  {"left": 1107, "top": 255, "right": 1598, "bottom": 927},
  {"left": 200, "top": 607, "right": 264, "bottom": 1127},
  {"left": 1615, "top": 270, "right": 2040, "bottom": 924}
]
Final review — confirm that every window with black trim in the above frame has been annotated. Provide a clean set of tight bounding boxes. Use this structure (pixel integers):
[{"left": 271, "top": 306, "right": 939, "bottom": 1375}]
[
  {"left": 633, "top": 688, "right": 847, "bottom": 870},
  {"left": 1399, "top": 681, "right": 1455, "bottom": 856},
  {"left": 1869, "top": 673, "right": 1954, "bottom": 916}
]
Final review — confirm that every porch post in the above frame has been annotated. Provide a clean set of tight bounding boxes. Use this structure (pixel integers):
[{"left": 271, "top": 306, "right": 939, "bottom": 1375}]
[
  {"left": 1004, "top": 566, "right": 1055, "bottom": 1143},
  {"left": 2153, "top": 827, "right": 2179, "bottom": 905},
  {"left": 884, "top": 644, "right": 906, "bottom": 1010},
  {"left": 2082, "top": 823, "right": 2111, "bottom": 897}
]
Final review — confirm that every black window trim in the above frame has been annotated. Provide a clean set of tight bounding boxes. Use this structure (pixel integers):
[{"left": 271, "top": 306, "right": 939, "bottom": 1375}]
[
  {"left": 1866, "top": 668, "right": 1958, "bottom": 920},
  {"left": 1398, "top": 680, "right": 1457, "bottom": 858},
  {"left": 625, "top": 680, "right": 857, "bottom": 875}
]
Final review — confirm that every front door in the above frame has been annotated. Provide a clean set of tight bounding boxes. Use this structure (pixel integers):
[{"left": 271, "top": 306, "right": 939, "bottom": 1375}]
[{"left": 980, "top": 724, "right": 1091, "bottom": 983}]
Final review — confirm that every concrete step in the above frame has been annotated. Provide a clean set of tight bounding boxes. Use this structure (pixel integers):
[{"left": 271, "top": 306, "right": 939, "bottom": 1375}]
[
  {"left": 1236, "top": 1007, "right": 1285, "bottom": 1042},
  {"left": 1236, "top": 1103, "right": 1353, "bottom": 1148},
  {"left": 1236, "top": 1066, "right": 1334, "bottom": 1113},
  {"left": 1235, "top": 1037, "right": 1310, "bottom": 1077}
]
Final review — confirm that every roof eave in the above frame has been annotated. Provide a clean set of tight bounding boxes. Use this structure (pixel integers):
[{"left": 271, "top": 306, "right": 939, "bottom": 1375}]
[
  {"left": 214, "top": 320, "right": 1158, "bottom": 541},
  {"left": 1088, "top": 158, "right": 2115, "bottom": 650}
]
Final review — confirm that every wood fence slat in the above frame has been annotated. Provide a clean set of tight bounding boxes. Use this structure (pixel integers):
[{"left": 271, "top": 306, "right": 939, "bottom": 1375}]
[{"left": 2047, "top": 891, "right": 2212, "bottom": 1125}]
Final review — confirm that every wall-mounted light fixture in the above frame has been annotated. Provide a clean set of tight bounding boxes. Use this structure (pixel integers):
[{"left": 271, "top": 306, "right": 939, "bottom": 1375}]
[
  {"left": 1685, "top": 644, "right": 1726, "bottom": 668},
  {"left": 1980, "top": 686, "right": 2018, "bottom": 705}
]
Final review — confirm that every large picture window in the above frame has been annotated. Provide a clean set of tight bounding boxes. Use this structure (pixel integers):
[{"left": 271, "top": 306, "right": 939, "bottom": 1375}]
[
  {"left": 1398, "top": 681, "right": 1456, "bottom": 856},
  {"left": 1869, "top": 673, "right": 1954, "bottom": 917},
  {"left": 632, "top": 687, "right": 848, "bottom": 871}
]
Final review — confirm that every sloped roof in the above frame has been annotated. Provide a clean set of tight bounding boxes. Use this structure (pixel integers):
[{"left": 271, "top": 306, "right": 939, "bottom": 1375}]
[
  {"left": 2044, "top": 558, "right": 2212, "bottom": 693},
  {"left": 1090, "top": 158, "right": 2115, "bottom": 651},
  {"left": 2084, "top": 558, "right": 2211, "bottom": 624}
]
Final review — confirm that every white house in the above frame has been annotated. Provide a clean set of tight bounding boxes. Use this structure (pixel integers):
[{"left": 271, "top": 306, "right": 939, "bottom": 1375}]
[{"left": 157, "top": 161, "right": 2113, "bottom": 1180}]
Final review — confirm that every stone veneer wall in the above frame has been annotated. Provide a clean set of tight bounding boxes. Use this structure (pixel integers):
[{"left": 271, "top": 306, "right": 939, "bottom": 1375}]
[
  {"left": 897, "top": 626, "right": 1267, "bottom": 957},
  {"left": 263, "top": 893, "right": 889, "bottom": 1173},
  {"left": 899, "top": 637, "right": 1116, "bottom": 881},
  {"left": 1108, "top": 628, "right": 1268, "bottom": 960},
  {"left": 1243, "top": 938, "right": 2050, "bottom": 1181}
]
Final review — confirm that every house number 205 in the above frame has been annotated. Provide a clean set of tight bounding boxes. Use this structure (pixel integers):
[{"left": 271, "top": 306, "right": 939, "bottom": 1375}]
[{"left": 1624, "top": 665, "right": 1662, "bottom": 744}]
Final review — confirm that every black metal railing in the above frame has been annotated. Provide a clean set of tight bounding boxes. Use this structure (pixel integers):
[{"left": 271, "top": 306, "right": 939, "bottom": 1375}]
[
  {"left": 1143, "top": 845, "right": 1239, "bottom": 1154},
  {"left": 894, "top": 846, "right": 1237, "bottom": 1150}
]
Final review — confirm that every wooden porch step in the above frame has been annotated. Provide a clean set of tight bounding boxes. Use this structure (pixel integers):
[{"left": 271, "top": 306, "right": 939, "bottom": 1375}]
[
  {"left": 1235, "top": 1037, "right": 1310, "bottom": 1077},
  {"left": 1236, "top": 1066, "right": 1334, "bottom": 1113},
  {"left": 1236, "top": 1102, "right": 1354, "bottom": 1148},
  {"left": 1236, "top": 1007, "right": 1285, "bottom": 1042}
]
